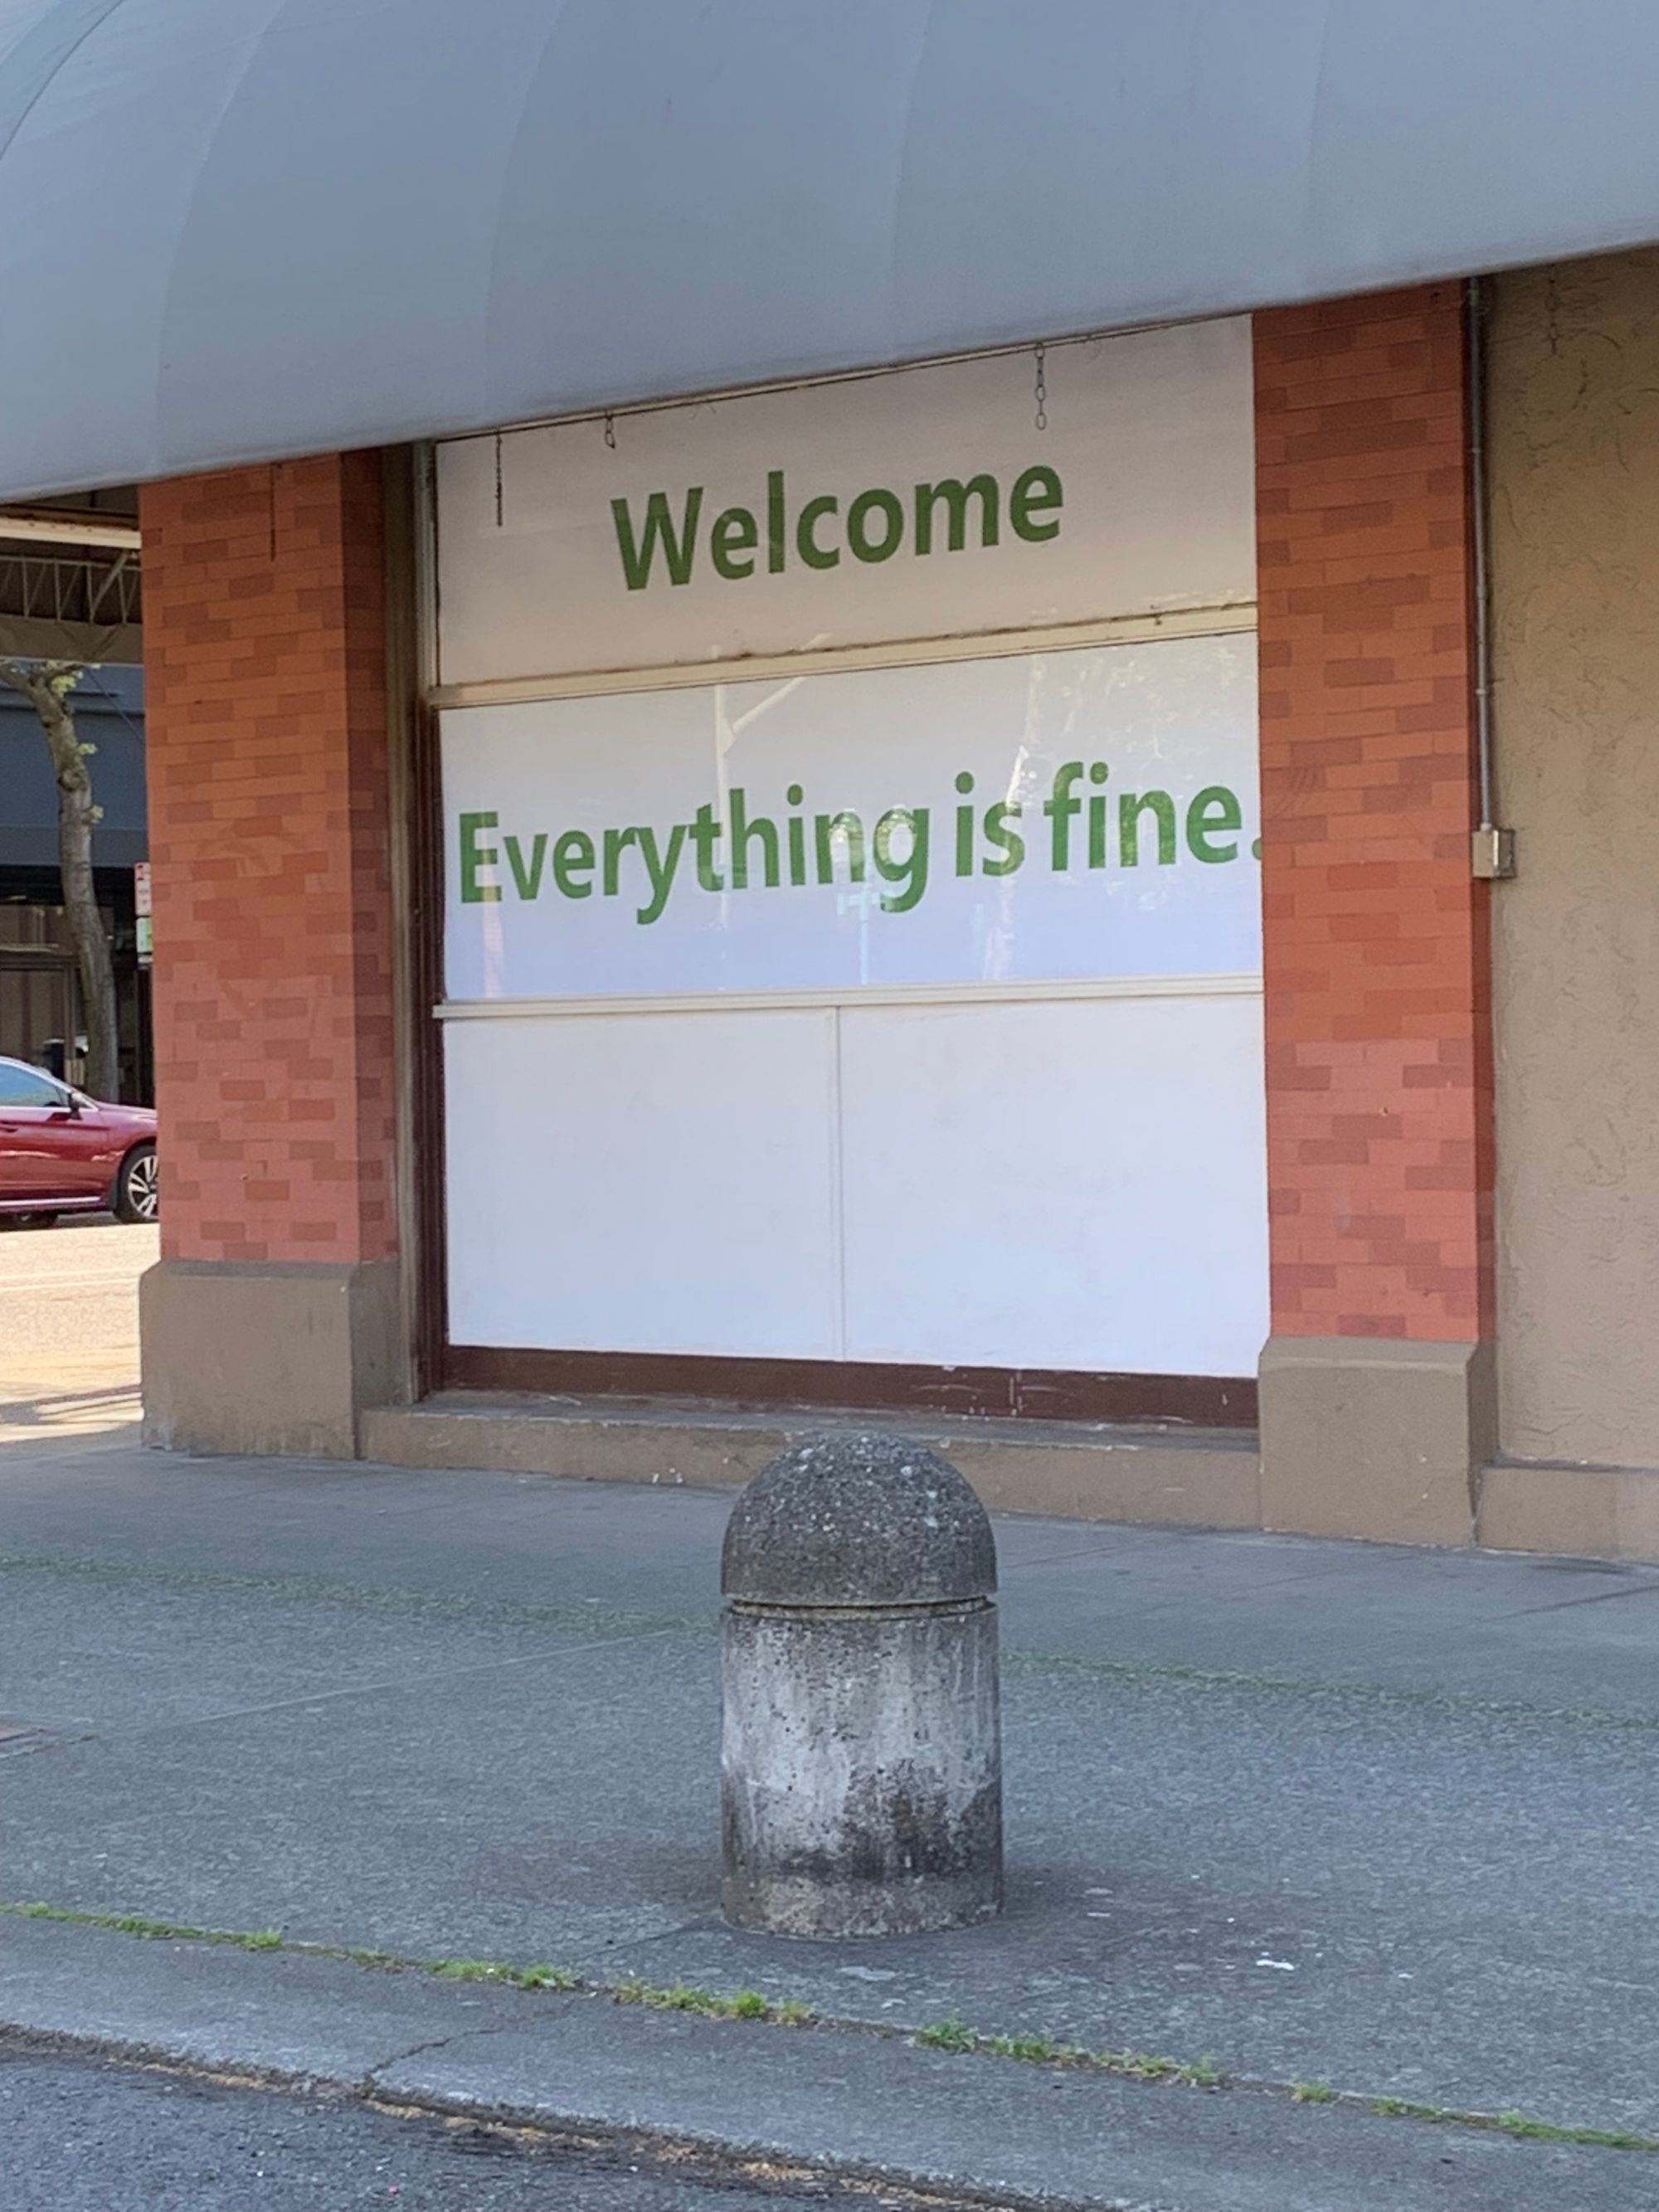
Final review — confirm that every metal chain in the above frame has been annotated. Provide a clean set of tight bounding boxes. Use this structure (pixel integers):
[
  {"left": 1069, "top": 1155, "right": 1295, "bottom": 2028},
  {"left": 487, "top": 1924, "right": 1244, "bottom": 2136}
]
[
  {"left": 1034, "top": 343, "right": 1048, "bottom": 433},
  {"left": 494, "top": 432, "right": 504, "bottom": 527},
  {"left": 604, "top": 411, "right": 617, "bottom": 450}
]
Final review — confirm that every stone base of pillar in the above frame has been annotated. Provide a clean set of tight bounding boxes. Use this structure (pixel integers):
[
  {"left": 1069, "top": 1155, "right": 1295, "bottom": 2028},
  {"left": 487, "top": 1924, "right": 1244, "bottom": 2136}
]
[
  {"left": 140, "top": 1258, "right": 403, "bottom": 1460},
  {"left": 1258, "top": 1336, "right": 1496, "bottom": 1548},
  {"left": 1477, "top": 1457, "right": 1659, "bottom": 1563}
]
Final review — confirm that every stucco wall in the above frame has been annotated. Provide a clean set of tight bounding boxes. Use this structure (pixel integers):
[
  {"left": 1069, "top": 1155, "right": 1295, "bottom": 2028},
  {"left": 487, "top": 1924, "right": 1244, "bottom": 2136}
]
[{"left": 1490, "top": 249, "right": 1659, "bottom": 1466}]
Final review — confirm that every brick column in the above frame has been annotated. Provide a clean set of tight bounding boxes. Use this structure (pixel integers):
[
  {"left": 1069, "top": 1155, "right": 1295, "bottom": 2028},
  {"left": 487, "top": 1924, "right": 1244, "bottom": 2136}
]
[
  {"left": 139, "top": 452, "right": 404, "bottom": 1456},
  {"left": 1253, "top": 284, "right": 1496, "bottom": 1544}
]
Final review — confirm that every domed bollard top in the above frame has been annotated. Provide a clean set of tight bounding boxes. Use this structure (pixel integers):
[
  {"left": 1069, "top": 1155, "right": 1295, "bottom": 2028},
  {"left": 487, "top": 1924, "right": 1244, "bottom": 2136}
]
[
  {"left": 720, "top": 1431, "right": 1003, "bottom": 1938},
  {"left": 722, "top": 1432, "right": 998, "bottom": 1609}
]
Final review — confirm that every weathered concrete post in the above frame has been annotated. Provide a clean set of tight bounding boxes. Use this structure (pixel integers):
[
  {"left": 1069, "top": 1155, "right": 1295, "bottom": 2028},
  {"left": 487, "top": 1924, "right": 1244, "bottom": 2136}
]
[{"left": 721, "top": 1432, "right": 1002, "bottom": 1937}]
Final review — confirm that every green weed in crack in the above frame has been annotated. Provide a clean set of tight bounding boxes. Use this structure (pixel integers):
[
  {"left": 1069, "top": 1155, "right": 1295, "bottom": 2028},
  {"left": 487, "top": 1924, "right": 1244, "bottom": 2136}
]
[{"left": 2, "top": 1899, "right": 1653, "bottom": 2153}]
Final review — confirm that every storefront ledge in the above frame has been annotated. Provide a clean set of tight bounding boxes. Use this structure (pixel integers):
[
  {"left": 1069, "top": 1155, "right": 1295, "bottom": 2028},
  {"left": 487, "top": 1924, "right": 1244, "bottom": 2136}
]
[
  {"left": 141, "top": 1258, "right": 401, "bottom": 1461},
  {"left": 1477, "top": 1456, "right": 1659, "bottom": 1564},
  {"left": 359, "top": 1393, "right": 1262, "bottom": 1529}
]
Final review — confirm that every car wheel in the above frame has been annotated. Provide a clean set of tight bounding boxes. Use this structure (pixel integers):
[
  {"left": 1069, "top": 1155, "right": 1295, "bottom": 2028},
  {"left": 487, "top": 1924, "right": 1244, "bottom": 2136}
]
[{"left": 114, "top": 1143, "right": 158, "bottom": 1223}]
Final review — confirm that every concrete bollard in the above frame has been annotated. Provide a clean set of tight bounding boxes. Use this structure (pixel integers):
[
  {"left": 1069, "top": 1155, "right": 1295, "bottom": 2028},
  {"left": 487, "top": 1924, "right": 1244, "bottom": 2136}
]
[{"left": 720, "top": 1431, "right": 1003, "bottom": 1938}]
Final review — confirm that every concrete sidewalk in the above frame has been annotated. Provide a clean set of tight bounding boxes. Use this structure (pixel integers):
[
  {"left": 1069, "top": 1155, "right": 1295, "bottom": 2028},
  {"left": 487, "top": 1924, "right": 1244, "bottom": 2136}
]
[{"left": 2, "top": 1425, "right": 1658, "bottom": 2210}]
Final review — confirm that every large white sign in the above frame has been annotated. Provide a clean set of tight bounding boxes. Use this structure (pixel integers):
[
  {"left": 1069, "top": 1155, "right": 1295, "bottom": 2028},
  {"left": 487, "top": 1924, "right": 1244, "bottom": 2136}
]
[
  {"left": 442, "top": 631, "right": 1259, "bottom": 1004},
  {"left": 435, "top": 318, "right": 1254, "bottom": 687}
]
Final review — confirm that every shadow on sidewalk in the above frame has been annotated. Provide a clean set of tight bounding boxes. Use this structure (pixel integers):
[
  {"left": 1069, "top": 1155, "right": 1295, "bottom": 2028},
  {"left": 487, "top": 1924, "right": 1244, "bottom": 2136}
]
[{"left": 0, "top": 1383, "right": 140, "bottom": 1443}]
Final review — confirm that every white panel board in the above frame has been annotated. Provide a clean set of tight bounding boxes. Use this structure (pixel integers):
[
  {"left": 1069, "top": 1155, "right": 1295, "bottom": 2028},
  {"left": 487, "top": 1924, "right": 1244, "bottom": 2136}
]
[
  {"left": 435, "top": 318, "right": 1254, "bottom": 685},
  {"left": 444, "top": 1009, "right": 839, "bottom": 1358},
  {"left": 838, "top": 994, "right": 1268, "bottom": 1376},
  {"left": 441, "top": 634, "right": 1259, "bottom": 1004}
]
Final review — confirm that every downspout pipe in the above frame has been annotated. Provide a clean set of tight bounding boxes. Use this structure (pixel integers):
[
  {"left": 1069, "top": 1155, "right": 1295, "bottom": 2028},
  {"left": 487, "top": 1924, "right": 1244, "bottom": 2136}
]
[{"left": 1467, "top": 275, "right": 1514, "bottom": 877}]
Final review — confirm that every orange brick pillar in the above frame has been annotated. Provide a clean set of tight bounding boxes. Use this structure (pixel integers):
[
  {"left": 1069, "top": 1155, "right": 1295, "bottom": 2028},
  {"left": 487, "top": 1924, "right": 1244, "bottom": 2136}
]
[
  {"left": 1253, "top": 284, "right": 1496, "bottom": 1545},
  {"left": 138, "top": 452, "right": 405, "bottom": 1457}
]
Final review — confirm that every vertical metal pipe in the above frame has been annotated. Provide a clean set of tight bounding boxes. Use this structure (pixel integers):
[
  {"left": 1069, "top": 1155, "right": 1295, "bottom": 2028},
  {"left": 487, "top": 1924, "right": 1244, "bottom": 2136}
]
[{"left": 1467, "top": 275, "right": 1496, "bottom": 833}]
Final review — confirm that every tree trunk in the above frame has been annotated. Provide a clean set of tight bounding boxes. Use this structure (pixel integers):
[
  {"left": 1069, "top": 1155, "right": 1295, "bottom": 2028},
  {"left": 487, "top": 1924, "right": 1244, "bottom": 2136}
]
[{"left": 0, "top": 661, "right": 119, "bottom": 1099}]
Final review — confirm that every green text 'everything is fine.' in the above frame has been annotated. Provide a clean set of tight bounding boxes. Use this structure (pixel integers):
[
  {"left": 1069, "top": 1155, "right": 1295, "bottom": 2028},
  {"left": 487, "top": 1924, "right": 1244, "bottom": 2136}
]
[{"left": 458, "top": 762, "right": 1259, "bottom": 926}]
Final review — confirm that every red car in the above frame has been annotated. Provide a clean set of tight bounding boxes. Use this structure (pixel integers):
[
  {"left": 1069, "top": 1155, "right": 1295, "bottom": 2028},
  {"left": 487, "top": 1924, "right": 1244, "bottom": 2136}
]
[{"left": 0, "top": 1057, "right": 158, "bottom": 1226}]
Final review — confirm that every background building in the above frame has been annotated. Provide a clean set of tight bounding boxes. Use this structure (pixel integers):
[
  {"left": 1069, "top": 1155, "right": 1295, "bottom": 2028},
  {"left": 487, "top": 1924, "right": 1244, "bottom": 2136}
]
[{"left": 0, "top": 486, "right": 150, "bottom": 1101}]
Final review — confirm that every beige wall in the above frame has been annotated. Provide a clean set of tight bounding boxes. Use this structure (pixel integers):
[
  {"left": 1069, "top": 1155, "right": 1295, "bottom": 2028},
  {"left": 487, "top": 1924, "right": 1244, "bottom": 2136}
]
[{"left": 1490, "top": 249, "right": 1659, "bottom": 1466}]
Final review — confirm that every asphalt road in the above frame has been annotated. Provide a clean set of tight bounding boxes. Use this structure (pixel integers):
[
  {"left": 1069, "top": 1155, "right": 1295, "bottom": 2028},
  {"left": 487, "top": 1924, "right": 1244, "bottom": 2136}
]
[
  {"left": 0, "top": 2039, "right": 954, "bottom": 2212},
  {"left": 0, "top": 1216, "right": 153, "bottom": 1439}
]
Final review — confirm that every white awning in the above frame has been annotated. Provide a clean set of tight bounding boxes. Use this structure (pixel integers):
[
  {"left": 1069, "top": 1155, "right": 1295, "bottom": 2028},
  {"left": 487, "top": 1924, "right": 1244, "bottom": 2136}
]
[{"left": 4, "top": 0, "right": 1659, "bottom": 499}]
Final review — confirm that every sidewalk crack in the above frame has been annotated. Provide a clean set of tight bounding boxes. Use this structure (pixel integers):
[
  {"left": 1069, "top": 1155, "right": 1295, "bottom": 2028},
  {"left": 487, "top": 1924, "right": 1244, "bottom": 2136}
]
[
  {"left": 366, "top": 2030, "right": 460, "bottom": 2081},
  {"left": 365, "top": 2020, "right": 526, "bottom": 2086}
]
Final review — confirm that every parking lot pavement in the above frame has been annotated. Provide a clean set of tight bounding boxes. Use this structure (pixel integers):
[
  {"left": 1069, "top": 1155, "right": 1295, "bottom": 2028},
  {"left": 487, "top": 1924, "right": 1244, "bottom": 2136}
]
[{"left": 0, "top": 1217, "right": 155, "bottom": 1442}]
